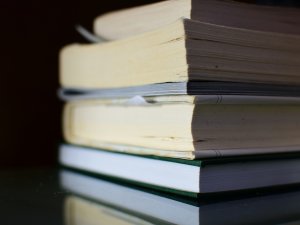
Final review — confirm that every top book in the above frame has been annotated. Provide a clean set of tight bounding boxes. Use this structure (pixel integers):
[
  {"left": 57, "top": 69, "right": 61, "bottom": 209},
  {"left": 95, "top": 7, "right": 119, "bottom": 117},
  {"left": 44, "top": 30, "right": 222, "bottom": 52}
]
[
  {"left": 60, "top": 0, "right": 300, "bottom": 91},
  {"left": 94, "top": 0, "right": 300, "bottom": 40}
]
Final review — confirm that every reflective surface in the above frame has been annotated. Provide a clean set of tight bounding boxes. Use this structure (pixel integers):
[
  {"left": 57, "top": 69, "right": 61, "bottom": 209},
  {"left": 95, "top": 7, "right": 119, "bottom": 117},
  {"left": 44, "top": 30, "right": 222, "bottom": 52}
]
[
  {"left": 2, "top": 168, "right": 300, "bottom": 225},
  {"left": 0, "top": 169, "right": 65, "bottom": 225}
]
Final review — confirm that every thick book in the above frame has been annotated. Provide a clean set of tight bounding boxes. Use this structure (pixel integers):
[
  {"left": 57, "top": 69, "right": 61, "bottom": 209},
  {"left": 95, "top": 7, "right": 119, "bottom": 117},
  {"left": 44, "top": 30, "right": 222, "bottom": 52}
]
[
  {"left": 59, "top": 144, "right": 300, "bottom": 194},
  {"left": 94, "top": 0, "right": 300, "bottom": 40},
  {"left": 60, "top": 18, "right": 300, "bottom": 90},
  {"left": 61, "top": 170, "right": 300, "bottom": 225},
  {"left": 63, "top": 97, "right": 300, "bottom": 159}
]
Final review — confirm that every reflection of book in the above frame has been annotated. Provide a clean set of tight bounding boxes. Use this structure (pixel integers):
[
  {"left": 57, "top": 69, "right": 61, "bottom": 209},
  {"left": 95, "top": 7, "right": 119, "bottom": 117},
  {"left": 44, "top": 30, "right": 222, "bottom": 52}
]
[
  {"left": 59, "top": 144, "right": 300, "bottom": 194},
  {"left": 64, "top": 196, "right": 152, "bottom": 225},
  {"left": 63, "top": 99, "right": 300, "bottom": 159},
  {"left": 61, "top": 170, "right": 300, "bottom": 225},
  {"left": 94, "top": 0, "right": 300, "bottom": 40}
]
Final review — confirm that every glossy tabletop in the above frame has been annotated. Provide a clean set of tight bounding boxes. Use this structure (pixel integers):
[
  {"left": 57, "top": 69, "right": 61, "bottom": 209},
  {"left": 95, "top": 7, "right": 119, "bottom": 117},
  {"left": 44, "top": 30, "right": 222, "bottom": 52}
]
[{"left": 1, "top": 168, "right": 300, "bottom": 225}]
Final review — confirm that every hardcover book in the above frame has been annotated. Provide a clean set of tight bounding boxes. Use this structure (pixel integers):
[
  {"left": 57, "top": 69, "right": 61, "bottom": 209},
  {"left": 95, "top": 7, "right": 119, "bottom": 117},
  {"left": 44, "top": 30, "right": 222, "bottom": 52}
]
[{"left": 59, "top": 144, "right": 300, "bottom": 194}]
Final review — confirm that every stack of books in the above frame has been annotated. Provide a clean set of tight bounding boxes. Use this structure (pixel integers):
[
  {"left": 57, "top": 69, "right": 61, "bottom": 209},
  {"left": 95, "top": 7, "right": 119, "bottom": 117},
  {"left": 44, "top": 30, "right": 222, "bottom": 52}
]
[{"left": 59, "top": 0, "right": 300, "bottom": 197}]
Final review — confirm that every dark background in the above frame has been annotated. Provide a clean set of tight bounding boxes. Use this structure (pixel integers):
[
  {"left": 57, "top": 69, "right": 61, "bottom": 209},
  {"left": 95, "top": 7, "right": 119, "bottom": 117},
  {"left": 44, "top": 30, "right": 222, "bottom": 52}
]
[
  {"left": 1, "top": 0, "right": 298, "bottom": 168},
  {"left": 1, "top": 0, "right": 161, "bottom": 168}
]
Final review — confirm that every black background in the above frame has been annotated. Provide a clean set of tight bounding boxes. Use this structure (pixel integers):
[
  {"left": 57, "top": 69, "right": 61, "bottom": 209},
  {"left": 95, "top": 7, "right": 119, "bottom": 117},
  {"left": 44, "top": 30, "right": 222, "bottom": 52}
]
[
  {"left": 1, "top": 0, "right": 160, "bottom": 168},
  {"left": 1, "top": 0, "right": 298, "bottom": 168}
]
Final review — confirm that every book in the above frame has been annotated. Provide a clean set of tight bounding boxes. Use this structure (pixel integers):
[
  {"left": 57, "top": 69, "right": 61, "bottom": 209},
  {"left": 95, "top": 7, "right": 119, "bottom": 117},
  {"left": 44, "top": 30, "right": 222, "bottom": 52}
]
[
  {"left": 94, "top": 0, "right": 300, "bottom": 40},
  {"left": 59, "top": 144, "right": 300, "bottom": 194},
  {"left": 61, "top": 169, "right": 300, "bottom": 225},
  {"left": 60, "top": 18, "right": 300, "bottom": 90},
  {"left": 63, "top": 97, "right": 300, "bottom": 159},
  {"left": 60, "top": 82, "right": 300, "bottom": 101}
]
